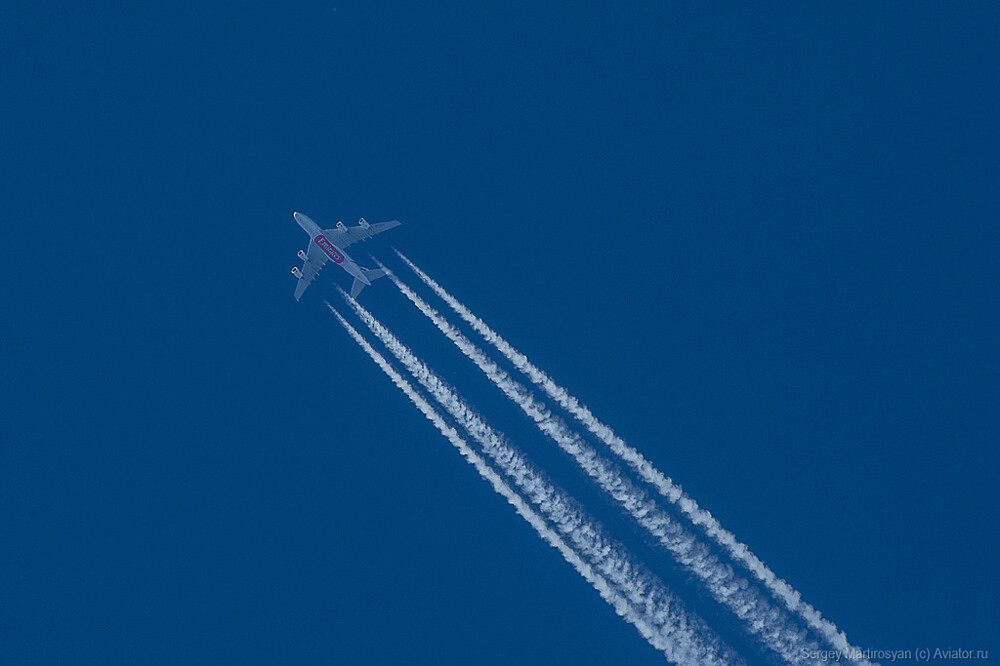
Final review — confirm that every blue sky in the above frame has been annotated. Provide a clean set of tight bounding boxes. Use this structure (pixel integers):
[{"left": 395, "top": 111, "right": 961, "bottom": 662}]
[{"left": 4, "top": 3, "right": 998, "bottom": 663}]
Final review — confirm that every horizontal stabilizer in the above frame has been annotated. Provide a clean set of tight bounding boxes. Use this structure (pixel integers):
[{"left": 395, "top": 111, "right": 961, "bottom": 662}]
[{"left": 350, "top": 267, "right": 387, "bottom": 298}]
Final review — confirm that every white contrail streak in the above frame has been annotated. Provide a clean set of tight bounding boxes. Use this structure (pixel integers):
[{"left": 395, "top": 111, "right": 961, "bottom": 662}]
[
  {"left": 378, "top": 262, "right": 822, "bottom": 664},
  {"left": 393, "top": 249, "right": 869, "bottom": 665},
  {"left": 327, "top": 308, "right": 670, "bottom": 659},
  {"left": 332, "top": 297, "right": 744, "bottom": 666}
]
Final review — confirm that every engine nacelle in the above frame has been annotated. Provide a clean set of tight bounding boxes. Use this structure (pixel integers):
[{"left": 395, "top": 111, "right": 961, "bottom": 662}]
[
  {"left": 291, "top": 267, "right": 303, "bottom": 278},
  {"left": 358, "top": 217, "right": 370, "bottom": 229},
  {"left": 337, "top": 221, "right": 345, "bottom": 229},
  {"left": 297, "top": 250, "right": 308, "bottom": 261}
]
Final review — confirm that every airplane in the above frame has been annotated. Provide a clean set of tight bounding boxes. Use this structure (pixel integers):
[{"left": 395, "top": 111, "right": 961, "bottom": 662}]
[{"left": 290, "top": 211, "right": 402, "bottom": 300}]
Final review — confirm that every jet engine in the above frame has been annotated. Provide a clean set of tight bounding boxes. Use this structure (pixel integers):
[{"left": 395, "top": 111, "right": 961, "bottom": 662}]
[
  {"left": 337, "top": 221, "right": 346, "bottom": 229},
  {"left": 291, "top": 267, "right": 303, "bottom": 278},
  {"left": 297, "top": 250, "right": 308, "bottom": 261},
  {"left": 358, "top": 217, "right": 370, "bottom": 229}
]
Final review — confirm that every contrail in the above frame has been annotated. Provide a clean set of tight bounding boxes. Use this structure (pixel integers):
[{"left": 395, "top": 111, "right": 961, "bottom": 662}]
[
  {"left": 327, "top": 308, "right": 672, "bottom": 660},
  {"left": 378, "top": 262, "right": 822, "bottom": 664},
  {"left": 332, "top": 296, "right": 744, "bottom": 666},
  {"left": 393, "top": 249, "right": 869, "bottom": 664}
]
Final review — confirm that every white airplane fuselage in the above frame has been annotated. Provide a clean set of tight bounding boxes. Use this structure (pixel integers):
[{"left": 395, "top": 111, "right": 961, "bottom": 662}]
[{"left": 294, "top": 212, "right": 371, "bottom": 286}]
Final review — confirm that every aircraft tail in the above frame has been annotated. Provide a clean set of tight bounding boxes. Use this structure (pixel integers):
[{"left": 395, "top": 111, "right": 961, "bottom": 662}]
[{"left": 350, "top": 268, "right": 387, "bottom": 298}]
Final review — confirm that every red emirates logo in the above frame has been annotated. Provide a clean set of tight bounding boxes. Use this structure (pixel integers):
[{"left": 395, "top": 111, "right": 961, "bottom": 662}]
[{"left": 315, "top": 235, "right": 344, "bottom": 263}]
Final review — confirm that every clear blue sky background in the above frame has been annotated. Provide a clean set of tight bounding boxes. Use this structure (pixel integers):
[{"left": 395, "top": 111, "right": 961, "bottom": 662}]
[{"left": 4, "top": 3, "right": 998, "bottom": 664}]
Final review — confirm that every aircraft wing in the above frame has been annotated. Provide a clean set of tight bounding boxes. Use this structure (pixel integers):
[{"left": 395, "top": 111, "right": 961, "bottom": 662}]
[
  {"left": 323, "top": 219, "right": 402, "bottom": 249},
  {"left": 293, "top": 238, "right": 330, "bottom": 300}
]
